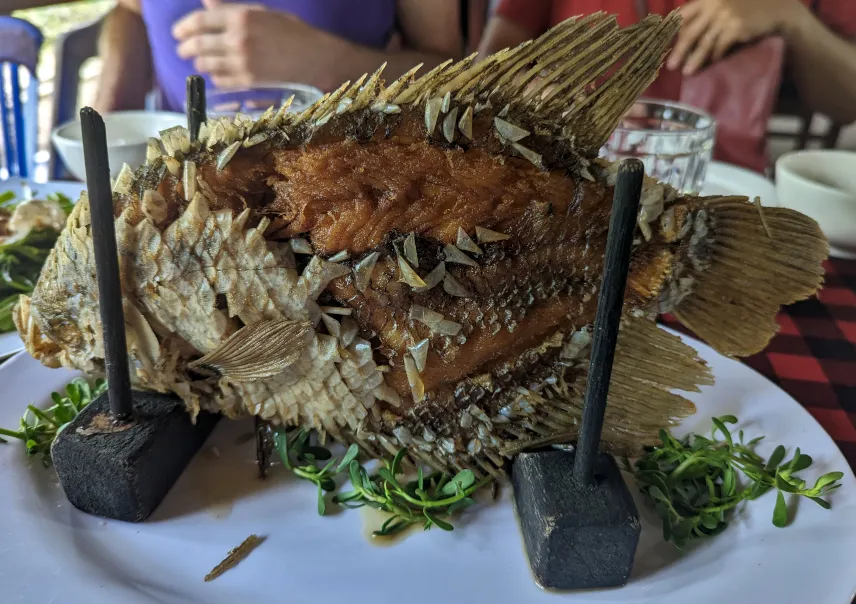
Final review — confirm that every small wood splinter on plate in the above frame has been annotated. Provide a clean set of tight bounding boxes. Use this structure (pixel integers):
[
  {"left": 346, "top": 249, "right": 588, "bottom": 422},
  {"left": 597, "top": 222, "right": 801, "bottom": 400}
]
[{"left": 205, "top": 534, "right": 267, "bottom": 582}]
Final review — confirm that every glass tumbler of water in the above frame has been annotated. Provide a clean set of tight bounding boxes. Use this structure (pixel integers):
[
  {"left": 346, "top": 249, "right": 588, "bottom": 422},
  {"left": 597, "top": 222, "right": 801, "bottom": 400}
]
[
  {"left": 188, "top": 83, "right": 324, "bottom": 120},
  {"left": 600, "top": 99, "right": 716, "bottom": 194}
]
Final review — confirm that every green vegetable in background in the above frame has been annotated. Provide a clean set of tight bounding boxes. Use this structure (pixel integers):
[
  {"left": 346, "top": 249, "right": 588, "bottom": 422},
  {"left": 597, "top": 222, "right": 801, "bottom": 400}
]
[
  {"left": 47, "top": 192, "right": 75, "bottom": 218},
  {"left": 0, "top": 227, "right": 62, "bottom": 332},
  {"left": 633, "top": 415, "right": 844, "bottom": 549},
  {"left": 0, "top": 191, "right": 73, "bottom": 333}
]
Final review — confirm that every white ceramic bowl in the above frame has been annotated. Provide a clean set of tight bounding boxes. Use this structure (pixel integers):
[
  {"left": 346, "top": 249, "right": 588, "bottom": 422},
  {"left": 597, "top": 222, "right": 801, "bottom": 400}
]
[
  {"left": 51, "top": 111, "right": 186, "bottom": 182},
  {"left": 776, "top": 149, "right": 856, "bottom": 260}
]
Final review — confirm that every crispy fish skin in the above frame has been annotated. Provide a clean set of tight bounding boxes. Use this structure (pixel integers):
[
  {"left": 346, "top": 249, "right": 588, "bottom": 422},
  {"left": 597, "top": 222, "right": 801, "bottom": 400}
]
[{"left": 15, "top": 11, "right": 828, "bottom": 475}]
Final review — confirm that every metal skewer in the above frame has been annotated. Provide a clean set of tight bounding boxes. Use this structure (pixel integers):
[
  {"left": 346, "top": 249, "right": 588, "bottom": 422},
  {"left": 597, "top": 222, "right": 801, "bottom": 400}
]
[{"left": 573, "top": 158, "right": 644, "bottom": 484}]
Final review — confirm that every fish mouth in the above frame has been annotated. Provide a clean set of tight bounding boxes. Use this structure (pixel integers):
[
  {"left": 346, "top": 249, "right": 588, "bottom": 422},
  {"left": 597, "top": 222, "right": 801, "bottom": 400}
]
[{"left": 13, "top": 295, "right": 64, "bottom": 369}]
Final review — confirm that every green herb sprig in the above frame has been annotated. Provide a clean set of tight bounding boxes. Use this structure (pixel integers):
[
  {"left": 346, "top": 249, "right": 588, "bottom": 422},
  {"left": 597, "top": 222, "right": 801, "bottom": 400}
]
[
  {"left": 0, "top": 377, "right": 106, "bottom": 465},
  {"left": 273, "top": 426, "right": 492, "bottom": 535},
  {"left": 335, "top": 450, "right": 491, "bottom": 536},
  {"left": 273, "top": 426, "right": 359, "bottom": 515},
  {"left": 633, "top": 415, "right": 844, "bottom": 549},
  {"left": 0, "top": 191, "right": 74, "bottom": 214}
]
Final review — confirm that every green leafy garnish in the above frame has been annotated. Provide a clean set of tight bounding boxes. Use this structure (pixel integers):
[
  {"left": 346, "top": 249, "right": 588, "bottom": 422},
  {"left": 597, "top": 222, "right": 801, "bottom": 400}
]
[
  {"left": 0, "top": 377, "right": 107, "bottom": 465},
  {"left": 0, "top": 191, "right": 73, "bottom": 333},
  {"left": 335, "top": 456, "right": 489, "bottom": 536},
  {"left": 633, "top": 415, "right": 844, "bottom": 549},
  {"left": 273, "top": 426, "right": 492, "bottom": 535},
  {"left": 273, "top": 427, "right": 351, "bottom": 515}
]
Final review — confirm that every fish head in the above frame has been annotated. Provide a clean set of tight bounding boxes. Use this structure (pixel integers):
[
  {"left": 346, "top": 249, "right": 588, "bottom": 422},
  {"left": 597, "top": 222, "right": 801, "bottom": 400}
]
[{"left": 15, "top": 199, "right": 106, "bottom": 373}]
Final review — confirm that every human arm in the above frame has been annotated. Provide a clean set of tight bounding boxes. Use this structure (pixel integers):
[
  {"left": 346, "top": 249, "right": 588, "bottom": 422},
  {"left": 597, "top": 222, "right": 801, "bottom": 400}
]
[
  {"left": 172, "top": 0, "right": 462, "bottom": 92},
  {"left": 667, "top": 0, "right": 856, "bottom": 124},
  {"left": 476, "top": 14, "right": 535, "bottom": 57},
  {"left": 778, "top": 2, "right": 856, "bottom": 124},
  {"left": 476, "top": 0, "right": 551, "bottom": 57},
  {"left": 92, "top": 0, "right": 153, "bottom": 113}
]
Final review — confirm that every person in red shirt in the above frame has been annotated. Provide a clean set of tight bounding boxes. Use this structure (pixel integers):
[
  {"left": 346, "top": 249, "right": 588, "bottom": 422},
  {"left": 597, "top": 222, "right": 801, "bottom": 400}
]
[{"left": 478, "top": 0, "right": 856, "bottom": 160}]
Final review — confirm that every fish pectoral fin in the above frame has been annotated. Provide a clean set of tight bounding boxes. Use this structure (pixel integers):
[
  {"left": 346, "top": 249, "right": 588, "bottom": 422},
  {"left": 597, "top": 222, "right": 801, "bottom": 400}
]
[{"left": 187, "top": 319, "right": 313, "bottom": 381}]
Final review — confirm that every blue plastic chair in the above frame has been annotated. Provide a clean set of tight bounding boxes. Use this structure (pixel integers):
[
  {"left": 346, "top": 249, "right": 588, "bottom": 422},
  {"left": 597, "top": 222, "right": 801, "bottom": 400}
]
[{"left": 0, "top": 16, "right": 43, "bottom": 179}]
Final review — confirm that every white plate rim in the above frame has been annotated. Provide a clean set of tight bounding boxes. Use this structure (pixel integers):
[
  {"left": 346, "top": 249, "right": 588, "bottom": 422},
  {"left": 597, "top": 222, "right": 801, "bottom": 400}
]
[
  {"left": 701, "top": 161, "right": 778, "bottom": 204},
  {"left": 0, "top": 332, "right": 24, "bottom": 360}
]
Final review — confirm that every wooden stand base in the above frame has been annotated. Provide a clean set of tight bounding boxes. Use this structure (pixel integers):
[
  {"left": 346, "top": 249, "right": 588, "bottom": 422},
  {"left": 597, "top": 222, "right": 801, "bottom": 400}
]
[
  {"left": 512, "top": 449, "right": 641, "bottom": 590},
  {"left": 51, "top": 391, "right": 219, "bottom": 522}
]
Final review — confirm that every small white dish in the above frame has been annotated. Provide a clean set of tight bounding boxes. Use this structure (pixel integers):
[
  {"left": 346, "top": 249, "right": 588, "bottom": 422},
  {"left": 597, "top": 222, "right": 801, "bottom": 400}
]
[
  {"left": 775, "top": 150, "right": 856, "bottom": 260},
  {"left": 51, "top": 111, "right": 185, "bottom": 182}
]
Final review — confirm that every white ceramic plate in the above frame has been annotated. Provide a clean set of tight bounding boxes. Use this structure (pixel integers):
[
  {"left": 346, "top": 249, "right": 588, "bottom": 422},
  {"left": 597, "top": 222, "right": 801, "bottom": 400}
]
[
  {"left": 0, "top": 333, "right": 24, "bottom": 361},
  {"left": 0, "top": 179, "right": 86, "bottom": 360},
  {"left": 701, "top": 161, "right": 778, "bottom": 203},
  {"left": 1, "top": 329, "right": 854, "bottom": 604}
]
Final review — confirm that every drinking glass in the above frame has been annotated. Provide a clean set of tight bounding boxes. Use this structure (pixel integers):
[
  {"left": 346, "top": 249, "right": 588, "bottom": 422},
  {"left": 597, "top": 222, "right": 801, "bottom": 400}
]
[
  {"left": 190, "top": 83, "right": 324, "bottom": 119},
  {"left": 600, "top": 99, "right": 716, "bottom": 194}
]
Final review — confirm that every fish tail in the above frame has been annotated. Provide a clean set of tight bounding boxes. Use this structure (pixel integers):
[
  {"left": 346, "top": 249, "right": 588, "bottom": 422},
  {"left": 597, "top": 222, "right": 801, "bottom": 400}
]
[{"left": 669, "top": 197, "right": 828, "bottom": 358}]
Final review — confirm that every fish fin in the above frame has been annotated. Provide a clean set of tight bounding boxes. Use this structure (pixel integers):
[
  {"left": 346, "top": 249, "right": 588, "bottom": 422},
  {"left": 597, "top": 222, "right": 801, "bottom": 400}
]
[
  {"left": 277, "top": 13, "right": 677, "bottom": 155},
  {"left": 187, "top": 319, "right": 313, "bottom": 381},
  {"left": 123, "top": 300, "right": 161, "bottom": 372},
  {"left": 382, "top": 318, "right": 709, "bottom": 477},
  {"left": 672, "top": 197, "right": 828, "bottom": 358},
  {"left": 13, "top": 294, "right": 65, "bottom": 369},
  {"left": 394, "top": 11, "right": 681, "bottom": 156},
  {"left": 516, "top": 319, "right": 706, "bottom": 456},
  {"left": 601, "top": 317, "right": 709, "bottom": 448},
  {"left": 147, "top": 14, "right": 680, "bottom": 177}
]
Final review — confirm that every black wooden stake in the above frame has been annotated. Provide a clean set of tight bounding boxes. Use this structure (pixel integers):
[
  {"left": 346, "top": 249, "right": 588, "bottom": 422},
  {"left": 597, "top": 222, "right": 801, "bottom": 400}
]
[
  {"left": 186, "top": 75, "right": 206, "bottom": 142},
  {"left": 573, "top": 158, "right": 644, "bottom": 484},
  {"left": 79, "top": 107, "right": 134, "bottom": 421}
]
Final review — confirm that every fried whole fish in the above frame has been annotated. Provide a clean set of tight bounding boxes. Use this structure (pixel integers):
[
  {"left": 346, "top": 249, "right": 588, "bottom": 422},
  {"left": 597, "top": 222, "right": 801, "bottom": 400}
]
[{"left": 15, "top": 12, "right": 827, "bottom": 476}]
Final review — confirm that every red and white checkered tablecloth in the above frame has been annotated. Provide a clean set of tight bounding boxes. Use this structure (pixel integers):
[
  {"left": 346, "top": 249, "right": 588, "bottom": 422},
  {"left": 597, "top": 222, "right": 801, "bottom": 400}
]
[{"left": 663, "top": 257, "right": 856, "bottom": 473}]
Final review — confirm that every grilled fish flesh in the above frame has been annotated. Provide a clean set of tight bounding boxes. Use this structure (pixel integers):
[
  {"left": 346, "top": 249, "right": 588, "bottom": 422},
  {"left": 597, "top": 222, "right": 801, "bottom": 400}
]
[{"left": 15, "top": 12, "right": 828, "bottom": 475}]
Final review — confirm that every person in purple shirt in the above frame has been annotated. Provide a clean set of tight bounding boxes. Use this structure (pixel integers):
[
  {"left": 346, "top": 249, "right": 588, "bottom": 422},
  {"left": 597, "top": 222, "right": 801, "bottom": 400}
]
[{"left": 93, "top": 0, "right": 462, "bottom": 114}]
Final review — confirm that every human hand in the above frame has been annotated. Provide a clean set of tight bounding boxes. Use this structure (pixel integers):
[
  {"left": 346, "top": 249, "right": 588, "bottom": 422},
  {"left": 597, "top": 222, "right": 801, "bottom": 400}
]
[
  {"left": 666, "top": 0, "right": 803, "bottom": 75},
  {"left": 173, "top": 0, "right": 339, "bottom": 90}
]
